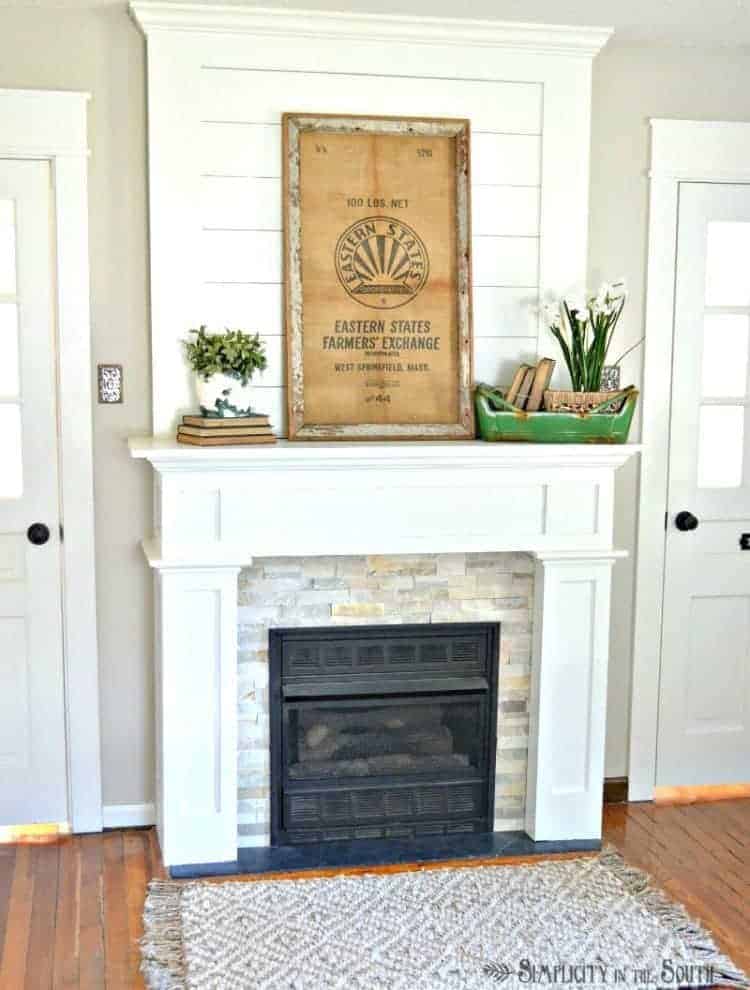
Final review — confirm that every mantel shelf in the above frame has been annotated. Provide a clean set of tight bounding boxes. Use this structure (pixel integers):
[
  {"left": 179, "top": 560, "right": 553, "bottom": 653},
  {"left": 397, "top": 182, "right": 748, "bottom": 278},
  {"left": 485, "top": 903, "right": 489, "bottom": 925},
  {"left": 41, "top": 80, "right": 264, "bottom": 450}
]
[{"left": 129, "top": 436, "right": 641, "bottom": 473}]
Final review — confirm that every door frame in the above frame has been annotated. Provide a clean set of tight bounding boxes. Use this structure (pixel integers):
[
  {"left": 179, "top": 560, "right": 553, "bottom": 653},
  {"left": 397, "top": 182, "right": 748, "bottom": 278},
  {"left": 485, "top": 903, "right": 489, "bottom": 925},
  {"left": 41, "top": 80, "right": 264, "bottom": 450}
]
[
  {"left": 0, "top": 89, "right": 102, "bottom": 832},
  {"left": 630, "top": 119, "right": 750, "bottom": 801}
]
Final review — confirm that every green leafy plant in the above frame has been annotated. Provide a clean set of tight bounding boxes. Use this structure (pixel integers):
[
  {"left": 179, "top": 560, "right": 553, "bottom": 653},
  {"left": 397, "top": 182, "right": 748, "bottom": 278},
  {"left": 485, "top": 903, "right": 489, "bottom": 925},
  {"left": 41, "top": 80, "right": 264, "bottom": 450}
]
[
  {"left": 183, "top": 326, "right": 267, "bottom": 385},
  {"left": 543, "top": 281, "right": 635, "bottom": 392}
]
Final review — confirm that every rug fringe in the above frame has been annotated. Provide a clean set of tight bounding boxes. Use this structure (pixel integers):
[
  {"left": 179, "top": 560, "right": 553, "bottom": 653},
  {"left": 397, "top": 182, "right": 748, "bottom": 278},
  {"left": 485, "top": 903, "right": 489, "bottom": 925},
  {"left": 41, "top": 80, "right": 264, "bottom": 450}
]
[
  {"left": 600, "top": 846, "right": 749, "bottom": 988},
  {"left": 140, "top": 880, "right": 187, "bottom": 990}
]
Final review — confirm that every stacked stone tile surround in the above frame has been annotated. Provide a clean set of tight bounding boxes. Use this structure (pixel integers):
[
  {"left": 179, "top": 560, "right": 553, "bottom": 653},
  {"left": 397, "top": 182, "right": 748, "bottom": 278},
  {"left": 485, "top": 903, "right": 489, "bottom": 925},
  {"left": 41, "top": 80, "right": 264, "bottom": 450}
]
[{"left": 236, "top": 552, "right": 534, "bottom": 847}]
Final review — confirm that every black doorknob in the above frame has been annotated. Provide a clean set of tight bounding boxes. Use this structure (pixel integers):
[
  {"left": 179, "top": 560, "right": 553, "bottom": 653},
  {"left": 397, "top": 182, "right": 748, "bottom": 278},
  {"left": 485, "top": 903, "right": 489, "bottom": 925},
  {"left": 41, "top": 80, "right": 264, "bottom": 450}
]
[
  {"left": 27, "top": 522, "right": 51, "bottom": 546},
  {"left": 675, "top": 511, "right": 699, "bottom": 532}
]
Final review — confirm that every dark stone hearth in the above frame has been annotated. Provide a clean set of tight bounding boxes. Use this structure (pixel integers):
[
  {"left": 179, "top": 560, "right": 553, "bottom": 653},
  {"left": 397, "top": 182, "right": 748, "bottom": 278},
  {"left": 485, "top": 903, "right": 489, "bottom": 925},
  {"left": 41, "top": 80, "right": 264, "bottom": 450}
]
[{"left": 169, "top": 833, "right": 602, "bottom": 879}]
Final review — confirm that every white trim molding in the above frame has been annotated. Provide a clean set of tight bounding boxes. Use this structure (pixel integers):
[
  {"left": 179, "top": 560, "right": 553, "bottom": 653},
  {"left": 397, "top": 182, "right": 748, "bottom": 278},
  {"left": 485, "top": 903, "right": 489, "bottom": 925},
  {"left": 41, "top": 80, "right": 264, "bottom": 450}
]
[
  {"left": 103, "top": 803, "right": 156, "bottom": 829},
  {"left": 129, "top": 3, "right": 613, "bottom": 57},
  {"left": 0, "top": 88, "right": 102, "bottom": 833},
  {"left": 629, "top": 118, "right": 750, "bottom": 802}
]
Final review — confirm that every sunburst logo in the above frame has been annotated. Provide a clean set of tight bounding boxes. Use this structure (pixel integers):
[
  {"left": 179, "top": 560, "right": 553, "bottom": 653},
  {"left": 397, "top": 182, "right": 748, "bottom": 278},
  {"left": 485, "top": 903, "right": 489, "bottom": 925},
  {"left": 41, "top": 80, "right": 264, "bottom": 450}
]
[{"left": 335, "top": 216, "right": 429, "bottom": 310}]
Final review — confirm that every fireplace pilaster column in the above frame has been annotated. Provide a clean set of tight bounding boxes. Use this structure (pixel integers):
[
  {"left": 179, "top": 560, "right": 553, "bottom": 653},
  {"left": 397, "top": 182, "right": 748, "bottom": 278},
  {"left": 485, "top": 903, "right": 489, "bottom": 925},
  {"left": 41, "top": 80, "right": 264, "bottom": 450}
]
[
  {"left": 152, "top": 561, "right": 241, "bottom": 868},
  {"left": 525, "top": 552, "right": 620, "bottom": 842}
]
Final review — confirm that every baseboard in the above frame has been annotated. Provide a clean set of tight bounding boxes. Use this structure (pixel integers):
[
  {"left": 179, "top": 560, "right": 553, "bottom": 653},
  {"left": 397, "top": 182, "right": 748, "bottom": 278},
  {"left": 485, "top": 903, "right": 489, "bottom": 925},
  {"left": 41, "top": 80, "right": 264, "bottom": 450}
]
[
  {"left": 102, "top": 802, "right": 156, "bottom": 829},
  {"left": 603, "top": 776, "right": 629, "bottom": 804},
  {"left": 654, "top": 783, "right": 750, "bottom": 805}
]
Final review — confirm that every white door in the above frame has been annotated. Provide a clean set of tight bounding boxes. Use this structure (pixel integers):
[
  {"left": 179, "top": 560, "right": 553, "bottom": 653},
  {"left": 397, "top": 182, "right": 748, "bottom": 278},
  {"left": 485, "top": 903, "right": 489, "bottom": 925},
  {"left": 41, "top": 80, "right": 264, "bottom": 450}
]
[
  {"left": 658, "top": 182, "right": 750, "bottom": 787},
  {"left": 0, "top": 160, "right": 68, "bottom": 825}
]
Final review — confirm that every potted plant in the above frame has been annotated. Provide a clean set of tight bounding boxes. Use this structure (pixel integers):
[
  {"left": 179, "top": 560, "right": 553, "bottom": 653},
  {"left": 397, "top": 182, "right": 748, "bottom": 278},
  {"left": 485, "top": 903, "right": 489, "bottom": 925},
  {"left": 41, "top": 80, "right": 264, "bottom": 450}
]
[
  {"left": 542, "top": 280, "right": 640, "bottom": 411},
  {"left": 183, "top": 326, "right": 268, "bottom": 417}
]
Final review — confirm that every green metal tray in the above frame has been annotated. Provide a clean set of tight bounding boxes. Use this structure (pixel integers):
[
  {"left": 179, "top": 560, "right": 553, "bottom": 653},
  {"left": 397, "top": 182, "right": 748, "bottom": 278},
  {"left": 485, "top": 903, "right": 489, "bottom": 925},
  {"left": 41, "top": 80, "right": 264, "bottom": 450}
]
[{"left": 475, "top": 383, "right": 638, "bottom": 444}]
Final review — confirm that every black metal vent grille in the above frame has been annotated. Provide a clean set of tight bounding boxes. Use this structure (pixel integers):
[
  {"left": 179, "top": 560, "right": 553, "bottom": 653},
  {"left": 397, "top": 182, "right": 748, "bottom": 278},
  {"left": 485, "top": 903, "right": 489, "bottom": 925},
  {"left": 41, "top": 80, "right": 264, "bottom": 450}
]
[
  {"left": 270, "top": 623, "right": 500, "bottom": 846},
  {"left": 284, "top": 631, "right": 486, "bottom": 680}
]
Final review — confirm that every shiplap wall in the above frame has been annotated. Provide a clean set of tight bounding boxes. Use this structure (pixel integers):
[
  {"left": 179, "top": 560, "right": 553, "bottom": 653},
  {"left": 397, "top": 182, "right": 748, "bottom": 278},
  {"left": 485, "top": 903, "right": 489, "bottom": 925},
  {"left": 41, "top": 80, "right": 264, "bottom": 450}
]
[
  {"left": 197, "top": 70, "right": 540, "bottom": 433},
  {"left": 136, "top": 7, "right": 606, "bottom": 436}
]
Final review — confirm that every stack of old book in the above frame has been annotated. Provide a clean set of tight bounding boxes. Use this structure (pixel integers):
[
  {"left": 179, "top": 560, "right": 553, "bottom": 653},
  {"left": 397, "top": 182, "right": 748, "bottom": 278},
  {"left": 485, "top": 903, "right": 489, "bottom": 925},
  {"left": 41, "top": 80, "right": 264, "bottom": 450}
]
[
  {"left": 176, "top": 414, "right": 277, "bottom": 446},
  {"left": 503, "top": 358, "right": 555, "bottom": 410}
]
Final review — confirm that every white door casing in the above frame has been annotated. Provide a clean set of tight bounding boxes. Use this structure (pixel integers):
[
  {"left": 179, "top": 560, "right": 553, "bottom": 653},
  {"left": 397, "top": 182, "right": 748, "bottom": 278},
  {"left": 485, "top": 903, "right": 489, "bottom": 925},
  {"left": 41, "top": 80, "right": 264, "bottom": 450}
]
[
  {"left": 657, "top": 183, "right": 750, "bottom": 787},
  {"left": 0, "top": 160, "right": 68, "bottom": 825},
  {"left": 0, "top": 89, "right": 101, "bottom": 832},
  {"left": 631, "top": 121, "right": 750, "bottom": 800}
]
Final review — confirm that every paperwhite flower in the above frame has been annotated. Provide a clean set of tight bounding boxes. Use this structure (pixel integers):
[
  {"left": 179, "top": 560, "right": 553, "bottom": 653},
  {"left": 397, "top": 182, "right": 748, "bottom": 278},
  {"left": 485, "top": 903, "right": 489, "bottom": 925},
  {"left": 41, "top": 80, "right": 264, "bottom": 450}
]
[
  {"left": 542, "top": 301, "right": 561, "bottom": 327},
  {"left": 565, "top": 293, "right": 587, "bottom": 314},
  {"left": 576, "top": 307, "right": 590, "bottom": 324},
  {"left": 594, "top": 284, "right": 611, "bottom": 309},
  {"left": 610, "top": 278, "right": 627, "bottom": 299}
]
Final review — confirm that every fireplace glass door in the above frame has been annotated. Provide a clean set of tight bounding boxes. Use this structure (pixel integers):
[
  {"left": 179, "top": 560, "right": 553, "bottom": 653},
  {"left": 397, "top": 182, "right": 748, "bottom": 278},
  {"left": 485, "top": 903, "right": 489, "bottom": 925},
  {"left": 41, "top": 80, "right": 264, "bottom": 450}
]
[{"left": 285, "top": 696, "right": 489, "bottom": 782}]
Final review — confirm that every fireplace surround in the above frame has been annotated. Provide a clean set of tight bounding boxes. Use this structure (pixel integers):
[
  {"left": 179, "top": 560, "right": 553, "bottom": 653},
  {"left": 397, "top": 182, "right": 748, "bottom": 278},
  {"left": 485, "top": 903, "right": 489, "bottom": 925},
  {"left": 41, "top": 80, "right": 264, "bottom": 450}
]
[
  {"left": 270, "top": 623, "right": 499, "bottom": 844},
  {"left": 130, "top": 438, "right": 639, "bottom": 869}
]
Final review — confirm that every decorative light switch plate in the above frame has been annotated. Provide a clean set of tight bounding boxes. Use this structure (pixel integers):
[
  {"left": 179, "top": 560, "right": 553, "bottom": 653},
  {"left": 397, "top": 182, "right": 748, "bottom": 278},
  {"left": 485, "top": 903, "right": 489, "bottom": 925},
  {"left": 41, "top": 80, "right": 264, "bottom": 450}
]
[{"left": 97, "top": 364, "right": 123, "bottom": 403}]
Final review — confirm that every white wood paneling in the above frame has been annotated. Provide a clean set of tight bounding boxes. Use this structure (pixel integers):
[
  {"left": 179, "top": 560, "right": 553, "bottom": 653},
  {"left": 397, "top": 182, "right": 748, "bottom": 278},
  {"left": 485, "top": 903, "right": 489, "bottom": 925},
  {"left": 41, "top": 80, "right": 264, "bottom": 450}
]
[
  {"left": 201, "top": 123, "right": 541, "bottom": 186},
  {"left": 202, "top": 230, "right": 280, "bottom": 283},
  {"left": 197, "top": 284, "right": 536, "bottom": 340},
  {"left": 472, "top": 186, "right": 540, "bottom": 237},
  {"left": 201, "top": 123, "right": 282, "bottom": 177},
  {"left": 202, "top": 176, "right": 281, "bottom": 230},
  {"left": 135, "top": 8, "right": 601, "bottom": 434},
  {"left": 202, "top": 229, "right": 540, "bottom": 289},
  {"left": 199, "top": 282, "right": 284, "bottom": 334},
  {"left": 473, "top": 337, "right": 538, "bottom": 387},
  {"left": 472, "top": 286, "right": 538, "bottom": 337},
  {"left": 200, "top": 68, "right": 543, "bottom": 135},
  {"left": 472, "top": 133, "right": 541, "bottom": 186},
  {"left": 202, "top": 176, "right": 540, "bottom": 238},
  {"left": 244, "top": 386, "right": 286, "bottom": 435},
  {"left": 472, "top": 236, "right": 539, "bottom": 287}
]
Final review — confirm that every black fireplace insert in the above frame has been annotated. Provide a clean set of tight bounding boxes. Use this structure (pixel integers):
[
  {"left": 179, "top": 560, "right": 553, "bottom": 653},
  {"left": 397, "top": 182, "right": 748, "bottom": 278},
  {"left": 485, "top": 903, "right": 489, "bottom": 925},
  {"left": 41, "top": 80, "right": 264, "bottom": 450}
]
[{"left": 269, "top": 622, "right": 499, "bottom": 845}]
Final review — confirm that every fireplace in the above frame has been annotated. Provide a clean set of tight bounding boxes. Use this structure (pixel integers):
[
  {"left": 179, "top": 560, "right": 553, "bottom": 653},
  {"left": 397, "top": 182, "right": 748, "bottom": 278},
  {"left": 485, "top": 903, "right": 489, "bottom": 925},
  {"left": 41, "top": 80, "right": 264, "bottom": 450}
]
[
  {"left": 270, "top": 623, "right": 499, "bottom": 844},
  {"left": 131, "top": 437, "right": 638, "bottom": 868}
]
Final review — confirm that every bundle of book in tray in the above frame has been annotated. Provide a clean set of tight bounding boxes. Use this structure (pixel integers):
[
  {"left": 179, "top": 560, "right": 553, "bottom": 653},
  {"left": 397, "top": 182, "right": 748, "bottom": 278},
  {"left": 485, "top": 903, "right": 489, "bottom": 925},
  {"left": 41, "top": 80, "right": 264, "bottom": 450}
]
[
  {"left": 176, "top": 414, "right": 277, "bottom": 446},
  {"left": 503, "top": 358, "right": 556, "bottom": 411}
]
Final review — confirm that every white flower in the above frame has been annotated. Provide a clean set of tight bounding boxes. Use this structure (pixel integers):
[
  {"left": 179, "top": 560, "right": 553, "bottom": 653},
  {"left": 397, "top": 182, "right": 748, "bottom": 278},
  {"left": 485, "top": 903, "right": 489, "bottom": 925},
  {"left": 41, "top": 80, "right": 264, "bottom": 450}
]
[
  {"left": 542, "top": 301, "right": 561, "bottom": 328},
  {"left": 565, "top": 293, "right": 587, "bottom": 314},
  {"left": 594, "top": 283, "right": 611, "bottom": 309},
  {"left": 610, "top": 278, "right": 627, "bottom": 299},
  {"left": 576, "top": 307, "right": 590, "bottom": 324}
]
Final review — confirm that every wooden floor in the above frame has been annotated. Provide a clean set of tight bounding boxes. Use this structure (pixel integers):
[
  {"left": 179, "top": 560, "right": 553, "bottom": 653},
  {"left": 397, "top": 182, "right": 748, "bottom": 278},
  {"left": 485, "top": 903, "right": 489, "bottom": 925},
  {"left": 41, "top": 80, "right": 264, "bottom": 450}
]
[{"left": 0, "top": 800, "right": 748, "bottom": 988}]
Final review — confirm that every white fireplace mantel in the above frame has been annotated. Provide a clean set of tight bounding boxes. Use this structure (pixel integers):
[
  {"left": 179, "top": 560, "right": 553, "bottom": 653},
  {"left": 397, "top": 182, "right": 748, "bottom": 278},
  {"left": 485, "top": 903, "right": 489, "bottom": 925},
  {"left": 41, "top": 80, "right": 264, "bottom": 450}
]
[{"left": 131, "top": 438, "right": 639, "bottom": 867}]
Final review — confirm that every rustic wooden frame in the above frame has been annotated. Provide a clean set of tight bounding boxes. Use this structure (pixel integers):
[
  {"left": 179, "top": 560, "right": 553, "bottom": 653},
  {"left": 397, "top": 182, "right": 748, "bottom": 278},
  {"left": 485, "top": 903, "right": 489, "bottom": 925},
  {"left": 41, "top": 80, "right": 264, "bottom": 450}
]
[{"left": 283, "top": 112, "right": 474, "bottom": 441}]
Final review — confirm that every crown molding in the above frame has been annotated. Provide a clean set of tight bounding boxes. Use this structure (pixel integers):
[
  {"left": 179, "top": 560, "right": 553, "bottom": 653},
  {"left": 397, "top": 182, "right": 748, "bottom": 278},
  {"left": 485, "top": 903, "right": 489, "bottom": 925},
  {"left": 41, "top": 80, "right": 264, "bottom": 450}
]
[{"left": 129, "top": 3, "right": 613, "bottom": 57}]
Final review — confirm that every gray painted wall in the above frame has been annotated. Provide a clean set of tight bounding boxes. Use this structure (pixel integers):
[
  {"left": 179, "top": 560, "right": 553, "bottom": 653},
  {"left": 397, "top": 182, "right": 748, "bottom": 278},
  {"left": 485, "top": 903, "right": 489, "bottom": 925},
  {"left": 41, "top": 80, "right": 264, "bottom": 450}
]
[{"left": 1, "top": 2, "right": 749, "bottom": 805}]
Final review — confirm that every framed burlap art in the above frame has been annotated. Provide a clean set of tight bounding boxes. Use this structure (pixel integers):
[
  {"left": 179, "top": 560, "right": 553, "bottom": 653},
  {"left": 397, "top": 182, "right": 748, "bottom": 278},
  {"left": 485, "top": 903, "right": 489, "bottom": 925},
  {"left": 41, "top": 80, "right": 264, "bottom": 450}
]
[{"left": 283, "top": 113, "right": 473, "bottom": 440}]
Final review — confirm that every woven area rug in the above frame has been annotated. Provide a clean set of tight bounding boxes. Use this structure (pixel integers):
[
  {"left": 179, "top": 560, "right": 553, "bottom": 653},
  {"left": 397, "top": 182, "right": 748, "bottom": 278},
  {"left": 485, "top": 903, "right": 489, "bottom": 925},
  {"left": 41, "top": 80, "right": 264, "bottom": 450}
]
[{"left": 141, "top": 850, "right": 747, "bottom": 989}]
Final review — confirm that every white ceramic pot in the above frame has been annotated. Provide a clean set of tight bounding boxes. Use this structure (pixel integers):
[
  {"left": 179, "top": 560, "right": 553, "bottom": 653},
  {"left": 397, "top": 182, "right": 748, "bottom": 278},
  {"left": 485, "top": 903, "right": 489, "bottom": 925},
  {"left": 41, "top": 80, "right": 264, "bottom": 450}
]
[{"left": 195, "top": 372, "right": 267, "bottom": 418}]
